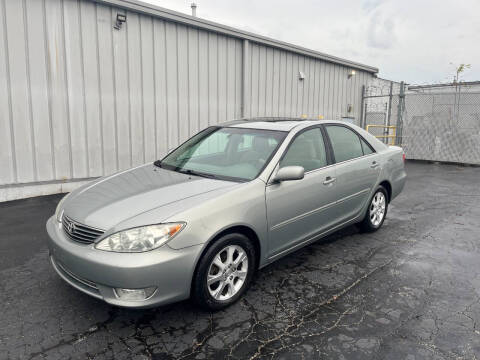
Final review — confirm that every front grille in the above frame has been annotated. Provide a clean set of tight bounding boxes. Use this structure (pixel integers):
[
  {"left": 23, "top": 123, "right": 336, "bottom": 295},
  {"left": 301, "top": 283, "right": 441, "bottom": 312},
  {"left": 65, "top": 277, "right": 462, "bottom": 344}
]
[{"left": 62, "top": 214, "right": 104, "bottom": 244}]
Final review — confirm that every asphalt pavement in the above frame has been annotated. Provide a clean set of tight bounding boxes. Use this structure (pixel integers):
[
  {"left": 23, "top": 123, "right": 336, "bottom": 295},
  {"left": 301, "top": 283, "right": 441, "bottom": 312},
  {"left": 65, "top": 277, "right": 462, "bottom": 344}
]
[{"left": 1, "top": 161, "right": 480, "bottom": 359}]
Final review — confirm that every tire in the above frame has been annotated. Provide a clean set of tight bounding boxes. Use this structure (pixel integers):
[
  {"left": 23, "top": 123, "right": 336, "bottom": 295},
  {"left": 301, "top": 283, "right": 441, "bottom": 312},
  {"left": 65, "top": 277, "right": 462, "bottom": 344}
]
[
  {"left": 192, "top": 233, "right": 256, "bottom": 311},
  {"left": 359, "top": 185, "right": 388, "bottom": 233}
]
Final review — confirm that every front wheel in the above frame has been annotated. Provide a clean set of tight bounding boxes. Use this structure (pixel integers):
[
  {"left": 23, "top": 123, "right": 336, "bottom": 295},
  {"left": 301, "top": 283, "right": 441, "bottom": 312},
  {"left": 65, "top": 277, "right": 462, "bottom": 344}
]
[
  {"left": 192, "top": 233, "right": 256, "bottom": 311},
  {"left": 359, "top": 186, "right": 388, "bottom": 232}
]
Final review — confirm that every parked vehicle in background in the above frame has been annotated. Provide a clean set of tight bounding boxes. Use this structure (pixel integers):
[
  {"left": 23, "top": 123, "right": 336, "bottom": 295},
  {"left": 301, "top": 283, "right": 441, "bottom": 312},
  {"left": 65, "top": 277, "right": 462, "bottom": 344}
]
[{"left": 46, "top": 118, "right": 406, "bottom": 310}]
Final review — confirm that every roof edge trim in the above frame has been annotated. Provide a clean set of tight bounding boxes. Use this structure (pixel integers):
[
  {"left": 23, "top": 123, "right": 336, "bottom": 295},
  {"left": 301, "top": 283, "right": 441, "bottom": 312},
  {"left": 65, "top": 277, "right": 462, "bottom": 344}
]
[{"left": 92, "top": 0, "right": 378, "bottom": 74}]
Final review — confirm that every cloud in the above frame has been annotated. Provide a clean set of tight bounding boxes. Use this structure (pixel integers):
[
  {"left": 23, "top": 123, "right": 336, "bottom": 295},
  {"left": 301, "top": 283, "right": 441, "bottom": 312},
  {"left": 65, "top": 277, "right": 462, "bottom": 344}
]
[
  {"left": 144, "top": 0, "right": 480, "bottom": 84},
  {"left": 362, "top": 0, "right": 384, "bottom": 12},
  {"left": 366, "top": 10, "right": 396, "bottom": 49}
]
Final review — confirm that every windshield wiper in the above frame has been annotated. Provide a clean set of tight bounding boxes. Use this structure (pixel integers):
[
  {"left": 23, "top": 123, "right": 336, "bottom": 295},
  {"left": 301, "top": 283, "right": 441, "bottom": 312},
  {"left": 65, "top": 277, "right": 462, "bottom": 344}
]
[
  {"left": 178, "top": 169, "right": 219, "bottom": 179},
  {"left": 154, "top": 161, "right": 218, "bottom": 180}
]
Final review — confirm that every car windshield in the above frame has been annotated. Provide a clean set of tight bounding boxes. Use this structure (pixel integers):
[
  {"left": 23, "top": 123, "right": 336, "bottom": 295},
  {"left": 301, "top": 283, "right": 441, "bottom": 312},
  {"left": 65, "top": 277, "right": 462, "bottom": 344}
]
[{"left": 159, "top": 126, "right": 287, "bottom": 182}]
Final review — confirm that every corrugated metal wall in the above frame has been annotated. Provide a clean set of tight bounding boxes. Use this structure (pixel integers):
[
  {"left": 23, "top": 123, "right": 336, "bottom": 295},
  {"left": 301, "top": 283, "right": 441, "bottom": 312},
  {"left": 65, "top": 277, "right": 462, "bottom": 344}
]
[
  {"left": 0, "top": 0, "right": 373, "bottom": 192},
  {"left": 246, "top": 42, "right": 369, "bottom": 121}
]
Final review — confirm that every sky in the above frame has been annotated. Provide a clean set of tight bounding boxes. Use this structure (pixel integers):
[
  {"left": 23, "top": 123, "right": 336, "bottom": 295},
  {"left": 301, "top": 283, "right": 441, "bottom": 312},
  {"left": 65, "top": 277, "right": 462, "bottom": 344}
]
[{"left": 143, "top": 0, "right": 480, "bottom": 85}]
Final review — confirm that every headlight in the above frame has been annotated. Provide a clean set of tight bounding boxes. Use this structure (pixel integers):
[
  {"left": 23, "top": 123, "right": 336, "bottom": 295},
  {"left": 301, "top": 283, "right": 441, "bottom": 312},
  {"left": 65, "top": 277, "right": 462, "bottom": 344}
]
[
  {"left": 55, "top": 194, "right": 69, "bottom": 222},
  {"left": 95, "top": 223, "right": 185, "bottom": 252}
]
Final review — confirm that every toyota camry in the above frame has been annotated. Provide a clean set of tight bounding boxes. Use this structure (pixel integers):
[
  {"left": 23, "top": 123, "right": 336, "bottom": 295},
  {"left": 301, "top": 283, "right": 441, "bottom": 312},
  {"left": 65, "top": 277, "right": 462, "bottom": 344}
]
[{"left": 46, "top": 118, "right": 406, "bottom": 310}]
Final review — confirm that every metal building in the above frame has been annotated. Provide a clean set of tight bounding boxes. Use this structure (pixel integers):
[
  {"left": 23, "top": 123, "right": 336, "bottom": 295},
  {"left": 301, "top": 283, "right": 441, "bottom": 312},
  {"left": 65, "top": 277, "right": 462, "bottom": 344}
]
[{"left": 0, "top": 0, "right": 378, "bottom": 201}]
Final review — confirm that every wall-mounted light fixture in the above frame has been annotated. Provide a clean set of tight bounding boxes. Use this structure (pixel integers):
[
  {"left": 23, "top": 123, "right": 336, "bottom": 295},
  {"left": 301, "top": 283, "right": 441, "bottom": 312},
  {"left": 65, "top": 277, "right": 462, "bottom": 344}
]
[
  {"left": 348, "top": 69, "right": 356, "bottom": 79},
  {"left": 114, "top": 13, "right": 127, "bottom": 30},
  {"left": 299, "top": 71, "right": 305, "bottom": 81}
]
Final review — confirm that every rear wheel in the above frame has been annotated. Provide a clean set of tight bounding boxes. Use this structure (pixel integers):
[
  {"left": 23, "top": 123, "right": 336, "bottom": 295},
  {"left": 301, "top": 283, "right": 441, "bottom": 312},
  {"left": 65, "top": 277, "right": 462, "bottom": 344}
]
[
  {"left": 192, "top": 233, "right": 256, "bottom": 311},
  {"left": 359, "top": 186, "right": 388, "bottom": 232}
]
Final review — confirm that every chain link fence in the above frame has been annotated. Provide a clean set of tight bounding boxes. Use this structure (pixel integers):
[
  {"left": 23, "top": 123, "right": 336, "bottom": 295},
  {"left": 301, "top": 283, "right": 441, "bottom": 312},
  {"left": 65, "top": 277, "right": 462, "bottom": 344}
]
[
  {"left": 362, "top": 81, "right": 403, "bottom": 146},
  {"left": 401, "top": 92, "right": 480, "bottom": 164},
  {"left": 362, "top": 82, "right": 480, "bottom": 165}
]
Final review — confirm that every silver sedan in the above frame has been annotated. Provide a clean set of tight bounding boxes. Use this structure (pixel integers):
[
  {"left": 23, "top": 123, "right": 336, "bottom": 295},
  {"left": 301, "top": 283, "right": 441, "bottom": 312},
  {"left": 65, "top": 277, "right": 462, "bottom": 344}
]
[{"left": 46, "top": 118, "right": 406, "bottom": 310}]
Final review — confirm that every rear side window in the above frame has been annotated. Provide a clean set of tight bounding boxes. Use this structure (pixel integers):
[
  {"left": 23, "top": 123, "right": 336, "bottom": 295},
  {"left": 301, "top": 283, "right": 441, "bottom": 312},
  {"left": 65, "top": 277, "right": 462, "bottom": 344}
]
[
  {"left": 326, "top": 125, "right": 363, "bottom": 163},
  {"left": 360, "top": 138, "right": 374, "bottom": 155}
]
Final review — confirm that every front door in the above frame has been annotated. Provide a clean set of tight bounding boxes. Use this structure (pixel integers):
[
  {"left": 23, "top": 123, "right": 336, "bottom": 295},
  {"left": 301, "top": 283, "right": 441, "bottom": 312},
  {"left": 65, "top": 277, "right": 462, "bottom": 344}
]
[{"left": 265, "top": 127, "right": 338, "bottom": 258}]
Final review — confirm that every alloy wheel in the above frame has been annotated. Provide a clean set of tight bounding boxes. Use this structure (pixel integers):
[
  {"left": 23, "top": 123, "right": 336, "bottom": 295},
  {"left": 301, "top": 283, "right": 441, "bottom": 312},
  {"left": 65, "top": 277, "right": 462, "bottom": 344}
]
[
  {"left": 206, "top": 245, "right": 249, "bottom": 301},
  {"left": 369, "top": 191, "right": 386, "bottom": 226}
]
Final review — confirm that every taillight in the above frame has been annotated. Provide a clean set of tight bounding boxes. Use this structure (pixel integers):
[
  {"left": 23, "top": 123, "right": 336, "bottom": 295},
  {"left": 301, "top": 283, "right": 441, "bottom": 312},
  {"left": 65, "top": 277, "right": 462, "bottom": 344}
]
[{"left": 402, "top": 153, "right": 406, "bottom": 163}]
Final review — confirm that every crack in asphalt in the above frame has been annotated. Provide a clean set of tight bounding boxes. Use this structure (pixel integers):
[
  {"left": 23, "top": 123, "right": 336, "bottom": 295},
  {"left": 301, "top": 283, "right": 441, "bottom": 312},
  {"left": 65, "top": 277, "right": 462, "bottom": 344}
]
[
  {"left": 26, "top": 308, "right": 120, "bottom": 360},
  {"left": 2, "top": 162, "right": 480, "bottom": 359},
  {"left": 245, "top": 261, "right": 393, "bottom": 360}
]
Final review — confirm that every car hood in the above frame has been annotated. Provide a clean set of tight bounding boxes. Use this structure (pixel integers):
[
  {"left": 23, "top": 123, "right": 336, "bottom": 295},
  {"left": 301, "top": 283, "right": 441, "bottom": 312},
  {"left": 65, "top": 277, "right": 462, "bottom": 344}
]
[{"left": 63, "top": 164, "right": 238, "bottom": 230}]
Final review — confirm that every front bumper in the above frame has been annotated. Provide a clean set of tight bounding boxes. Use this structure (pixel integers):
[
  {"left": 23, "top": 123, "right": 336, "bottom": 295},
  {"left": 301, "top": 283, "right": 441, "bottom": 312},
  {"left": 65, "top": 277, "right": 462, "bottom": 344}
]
[{"left": 46, "top": 216, "right": 202, "bottom": 308}]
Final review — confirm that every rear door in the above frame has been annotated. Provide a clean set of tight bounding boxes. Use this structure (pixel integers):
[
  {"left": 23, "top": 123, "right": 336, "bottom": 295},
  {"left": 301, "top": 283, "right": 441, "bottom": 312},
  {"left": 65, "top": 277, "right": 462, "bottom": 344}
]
[
  {"left": 265, "top": 127, "right": 338, "bottom": 258},
  {"left": 324, "top": 125, "right": 380, "bottom": 222}
]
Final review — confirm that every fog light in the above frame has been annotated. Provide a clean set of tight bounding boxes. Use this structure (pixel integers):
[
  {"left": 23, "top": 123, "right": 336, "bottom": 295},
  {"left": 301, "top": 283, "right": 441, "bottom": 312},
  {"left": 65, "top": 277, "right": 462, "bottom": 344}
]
[{"left": 115, "top": 287, "right": 157, "bottom": 301}]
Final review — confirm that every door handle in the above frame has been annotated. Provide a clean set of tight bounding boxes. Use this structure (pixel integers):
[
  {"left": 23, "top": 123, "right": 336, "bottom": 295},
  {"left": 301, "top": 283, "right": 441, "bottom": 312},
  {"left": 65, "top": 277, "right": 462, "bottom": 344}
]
[
  {"left": 370, "top": 161, "right": 379, "bottom": 169},
  {"left": 323, "top": 176, "right": 336, "bottom": 185}
]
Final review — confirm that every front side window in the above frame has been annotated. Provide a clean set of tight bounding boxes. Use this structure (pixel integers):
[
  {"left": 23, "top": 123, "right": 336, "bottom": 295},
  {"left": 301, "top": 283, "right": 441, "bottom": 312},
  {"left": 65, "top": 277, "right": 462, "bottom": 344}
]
[
  {"left": 160, "top": 127, "right": 287, "bottom": 181},
  {"left": 326, "top": 125, "right": 364, "bottom": 163},
  {"left": 280, "top": 128, "right": 327, "bottom": 172}
]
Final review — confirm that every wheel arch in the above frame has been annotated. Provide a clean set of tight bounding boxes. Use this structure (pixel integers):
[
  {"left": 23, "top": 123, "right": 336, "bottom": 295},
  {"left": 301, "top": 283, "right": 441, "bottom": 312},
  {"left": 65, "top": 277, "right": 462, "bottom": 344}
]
[
  {"left": 189, "top": 224, "right": 262, "bottom": 296},
  {"left": 378, "top": 179, "right": 392, "bottom": 203}
]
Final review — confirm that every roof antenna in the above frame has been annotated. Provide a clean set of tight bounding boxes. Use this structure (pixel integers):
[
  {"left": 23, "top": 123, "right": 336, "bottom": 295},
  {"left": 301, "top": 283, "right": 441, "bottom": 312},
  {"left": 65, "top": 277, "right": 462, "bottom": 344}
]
[{"left": 191, "top": 2, "right": 197, "bottom": 17}]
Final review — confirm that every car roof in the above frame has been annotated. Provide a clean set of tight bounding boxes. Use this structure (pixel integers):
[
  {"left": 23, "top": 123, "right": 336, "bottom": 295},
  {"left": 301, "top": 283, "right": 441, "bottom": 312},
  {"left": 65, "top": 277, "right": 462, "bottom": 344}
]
[
  {"left": 221, "top": 117, "right": 344, "bottom": 131},
  {"left": 221, "top": 117, "right": 388, "bottom": 152}
]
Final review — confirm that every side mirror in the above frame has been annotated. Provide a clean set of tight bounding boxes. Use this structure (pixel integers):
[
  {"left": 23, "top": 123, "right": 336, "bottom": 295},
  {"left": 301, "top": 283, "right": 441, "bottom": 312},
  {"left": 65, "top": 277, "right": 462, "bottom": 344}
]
[{"left": 273, "top": 166, "right": 305, "bottom": 182}]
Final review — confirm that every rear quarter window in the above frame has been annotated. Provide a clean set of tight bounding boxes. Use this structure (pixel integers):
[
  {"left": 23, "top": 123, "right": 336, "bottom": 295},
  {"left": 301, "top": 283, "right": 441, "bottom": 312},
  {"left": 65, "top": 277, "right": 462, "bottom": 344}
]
[{"left": 360, "top": 137, "right": 375, "bottom": 155}]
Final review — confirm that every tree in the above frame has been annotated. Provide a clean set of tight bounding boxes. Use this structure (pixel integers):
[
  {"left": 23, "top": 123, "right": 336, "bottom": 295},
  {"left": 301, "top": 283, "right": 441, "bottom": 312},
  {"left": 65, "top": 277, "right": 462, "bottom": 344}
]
[{"left": 451, "top": 63, "right": 471, "bottom": 83}]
